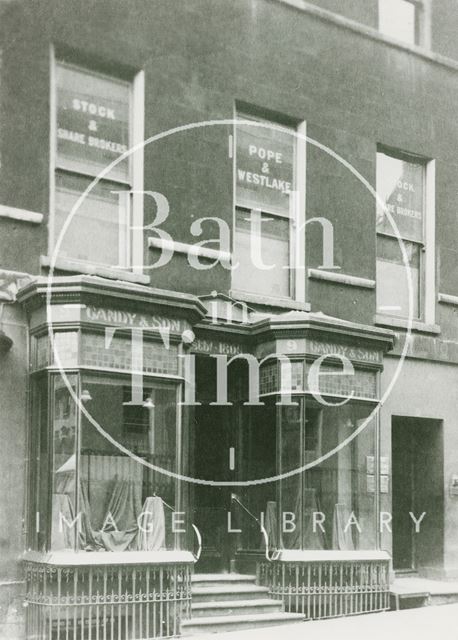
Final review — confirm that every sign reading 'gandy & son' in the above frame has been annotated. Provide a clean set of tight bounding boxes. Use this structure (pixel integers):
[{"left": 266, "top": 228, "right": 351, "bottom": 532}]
[
  {"left": 56, "top": 63, "right": 130, "bottom": 181},
  {"left": 83, "top": 305, "right": 187, "bottom": 333},
  {"left": 307, "top": 339, "right": 383, "bottom": 365}
]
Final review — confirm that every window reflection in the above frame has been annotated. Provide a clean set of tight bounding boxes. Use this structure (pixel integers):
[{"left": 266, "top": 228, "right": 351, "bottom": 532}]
[{"left": 44, "top": 376, "right": 179, "bottom": 553}]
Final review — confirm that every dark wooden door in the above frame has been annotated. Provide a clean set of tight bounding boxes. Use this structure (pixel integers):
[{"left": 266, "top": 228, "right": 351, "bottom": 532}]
[
  {"left": 392, "top": 420, "right": 415, "bottom": 570},
  {"left": 193, "top": 404, "right": 236, "bottom": 572}
]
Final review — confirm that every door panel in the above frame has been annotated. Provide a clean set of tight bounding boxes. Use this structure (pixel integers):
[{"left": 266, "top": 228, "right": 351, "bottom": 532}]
[
  {"left": 392, "top": 418, "right": 444, "bottom": 573},
  {"left": 392, "top": 421, "right": 414, "bottom": 570}
]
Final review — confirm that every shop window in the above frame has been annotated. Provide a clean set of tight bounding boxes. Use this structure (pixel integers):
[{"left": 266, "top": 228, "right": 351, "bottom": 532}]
[
  {"left": 232, "top": 110, "right": 306, "bottom": 301},
  {"left": 238, "top": 398, "right": 377, "bottom": 552},
  {"left": 376, "top": 148, "right": 434, "bottom": 322},
  {"left": 29, "top": 374, "right": 180, "bottom": 553},
  {"left": 278, "top": 401, "right": 377, "bottom": 551},
  {"left": 51, "top": 60, "right": 143, "bottom": 270},
  {"left": 378, "top": 0, "right": 422, "bottom": 45}
]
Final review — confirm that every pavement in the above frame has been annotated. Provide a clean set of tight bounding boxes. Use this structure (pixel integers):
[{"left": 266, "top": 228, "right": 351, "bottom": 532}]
[
  {"left": 191, "top": 604, "right": 458, "bottom": 640},
  {"left": 391, "top": 575, "right": 458, "bottom": 596}
]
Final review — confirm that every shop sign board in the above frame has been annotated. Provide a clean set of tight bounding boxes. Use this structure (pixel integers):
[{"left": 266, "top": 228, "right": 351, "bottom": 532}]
[
  {"left": 56, "top": 64, "right": 130, "bottom": 181},
  {"left": 191, "top": 337, "right": 245, "bottom": 356},
  {"left": 236, "top": 115, "right": 294, "bottom": 215},
  {"left": 83, "top": 305, "right": 187, "bottom": 333},
  {"left": 307, "top": 339, "right": 383, "bottom": 365},
  {"left": 376, "top": 154, "right": 424, "bottom": 242}
]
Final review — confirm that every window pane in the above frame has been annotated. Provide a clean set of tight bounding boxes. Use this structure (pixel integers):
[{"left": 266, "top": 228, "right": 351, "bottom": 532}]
[
  {"left": 277, "top": 402, "right": 377, "bottom": 551},
  {"left": 56, "top": 63, "right": 130, "bottom": 181},
  {"left": 30, "top": 376, "right": 50, "bottom": 551},
  {"left": 55, "top": 172, "right": 128, "bottom": 267},
  {"left": 376, "top": 151, "right": 424, "bottom": 242},
  {"left": 51, "top": 375, "right": 78, "bottom": 550},
  {"left": 376, "top": 235, "right": 420, "bottom": 318},
  {"left": 317, "top": 405, "right": 376, "bottom": 551},
  {"left": 77, "top": 380, "right": 178, "bottom": 551},
  {"left": 279, "top": 402, "right": 303, "bottom": 549},
  {"left": 232, "top": 209, "right": 290, "bottom": 298},
  {"left": 378, "top": 0, "right": 417, "bottom": 45},
  {"left": 236, "top": 114, "right": 294, "bottom": 216}
]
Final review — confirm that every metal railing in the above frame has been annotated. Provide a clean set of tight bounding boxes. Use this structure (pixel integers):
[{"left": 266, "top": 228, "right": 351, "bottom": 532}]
[
  {"left": 230, "top": 494, "right": 274, "bottom": 561},
  {"left": 24, "top": 560, "right": 192, "bottom": 640},
  {"left": 257, "top": 558, "right": 390, "bottom": 620}
]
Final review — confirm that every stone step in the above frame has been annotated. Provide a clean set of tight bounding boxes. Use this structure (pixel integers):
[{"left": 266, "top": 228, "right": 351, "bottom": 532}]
[
  {"left": 191, "top": 598, "right": 283, "bottom": 618},
  {"left": 429, "top": 593, "right": 458, "bottom": 606},
  {"left": 181, "top": 611, "right": 304, "bottom": 635},
  {"left": 192, "top": 584, "right": 270, "bottom": 603},
  {"left": 191, "top": 573, "right": 257, "bottom": 589}
]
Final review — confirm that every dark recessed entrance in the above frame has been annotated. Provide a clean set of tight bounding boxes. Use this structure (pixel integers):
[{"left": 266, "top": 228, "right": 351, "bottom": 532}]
[{"left": 391, "top": 417, "right": 444, "bottom": 573}]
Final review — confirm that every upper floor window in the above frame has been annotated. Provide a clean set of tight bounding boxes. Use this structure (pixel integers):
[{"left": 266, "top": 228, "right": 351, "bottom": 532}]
[
  {"left": 376, "top": 148, "right": 435, "bottom": 322},
  {"left": 51, "top": 59, "right": 143, "bottom": 270},
  {"left": 378, "top": 0, "right": 424, "bottom": 46},
  {"left": 232, "top": 110, "right": 306, "bottom": 302}
]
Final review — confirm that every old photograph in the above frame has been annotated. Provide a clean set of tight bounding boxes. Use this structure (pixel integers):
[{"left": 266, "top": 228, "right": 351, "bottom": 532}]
[{"left": 0, "top": 0, "right": 457, "bottom": 638}]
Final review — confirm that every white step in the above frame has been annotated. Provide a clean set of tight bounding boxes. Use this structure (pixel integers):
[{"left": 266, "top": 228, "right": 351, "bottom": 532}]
[
  {"left": 192, "top": 574, "right": 257, "bottom": 589},
  {"left": 181, "top": 611, "right": 304, "bottom": 635},
  {"left": 192, "top": 584, "right": 270, "bottom": 603},
  {"left": 191, "top": 598, "right": 283, "bottom": 618}
]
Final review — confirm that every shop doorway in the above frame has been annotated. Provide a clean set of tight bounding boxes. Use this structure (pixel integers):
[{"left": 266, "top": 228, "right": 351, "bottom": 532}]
[
  {"left": 190, "top": 355, "right": 246, "bottom": 573},
  {"left": 192, "top": 402, "right": 237, "bottom": 572},
  {"left": 391, "top": 417, "right": 444, "bottom": 573}
]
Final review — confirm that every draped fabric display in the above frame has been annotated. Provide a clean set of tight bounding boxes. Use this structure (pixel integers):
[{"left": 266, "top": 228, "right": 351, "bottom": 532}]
[
  {"left": 135, "top": 496, "right": 166, "bottom": 551},
  {"left": 53, "top": 455, "right": 166, "bottom": 551},
  {"left": 284, "top": 487, "right": 325, "bottom": 550},
  {"left": 262, "top": 501, "right": 279, "bottom": 550},
  {"left": 332, "top": 503, "right": 355, "bottom": 551},
  {"left": 51, "top": 494, "right": 75, "bottom": 550},
  {"left": 94, "top": 479, "right": 141, "bottom": 552}
]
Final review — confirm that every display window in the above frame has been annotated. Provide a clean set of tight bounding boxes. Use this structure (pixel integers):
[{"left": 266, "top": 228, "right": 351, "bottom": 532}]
[
  {"left": 28, "top": 372, "right": 182, "bottom": 553},
  {"left": 238, "top": 397, "right": 378, "bottom": 552}
]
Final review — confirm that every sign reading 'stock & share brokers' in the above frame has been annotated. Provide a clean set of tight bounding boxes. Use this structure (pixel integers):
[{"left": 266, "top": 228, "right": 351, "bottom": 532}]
[
  {"left": 56, "top": 63, "right": 130, "bottom": 181},
  {"left": 376, "top": 152, "right": 424, "bottom": 242},
  {"left": 236, "top": 115, "right": 294, "bottom": 215}
]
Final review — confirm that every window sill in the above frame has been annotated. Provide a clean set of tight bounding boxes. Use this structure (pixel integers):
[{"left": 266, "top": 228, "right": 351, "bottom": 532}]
[
  {"left": 375, "top": 314, "right": 440, "bottom": 335},
  {"left": 148, "top": 236, "right": 231, "bottom": 263},
  {"left": 438, "top": 292, "right": 458, "bottom": 307},
  {"left": 230, "top": 289, "right": 311, "bottom": 311},
  {"left": 0, "top": 204, "right": 43, "bottom": 224},
  {"left": 40, "top": 256, "right": 150, "bottom": 285},
  {"left": 22, "top": 550, "right": 195, "bottom": 566},
  {"left": 308, "top": 268, "right": 375, "bottom": 289},
  {"left": 274, "top": 549, "right": 390, "bottom": 563}
]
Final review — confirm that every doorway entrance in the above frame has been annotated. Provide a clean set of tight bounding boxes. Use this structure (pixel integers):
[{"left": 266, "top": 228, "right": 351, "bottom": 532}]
[
  {"left": 391, "top": 417, "right": 444, "bottom": 573},
  {"left": 190, "top": 355, "right": 245, "bottom": 572}
]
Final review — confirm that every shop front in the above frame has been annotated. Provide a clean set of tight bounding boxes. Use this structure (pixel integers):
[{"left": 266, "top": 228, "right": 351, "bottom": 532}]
[
  {"left": 18, "top": 276, "right": 207, "bottom": 640},
  {"left": 190, "top": 308, "right": 395, "bottom": 619},
  {"left": 18, "top": 278, "right": 395, "bottom": 637}
]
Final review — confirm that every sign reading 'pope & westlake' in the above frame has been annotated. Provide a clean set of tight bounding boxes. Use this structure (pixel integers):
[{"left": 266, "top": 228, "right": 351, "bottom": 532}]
[{"left": 236, "top": 115, "right": 295, "bottom": 215}]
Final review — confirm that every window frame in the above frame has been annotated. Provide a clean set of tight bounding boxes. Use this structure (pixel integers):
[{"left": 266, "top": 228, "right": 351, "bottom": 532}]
[
  {"left": 232, "top": 108, "right": 306, "bottom": 304},
  {"left": 27, "top": 368, "right": 183, "bottom": 553},
  {"left": 375, "top": 145, "right": 435, "bottom": 325},
  {"left": 48, "top": 46, "right": 145, "bottom": 274},
  {"left": 378, "top": 0, "right": 429, "bottom": 48}
]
